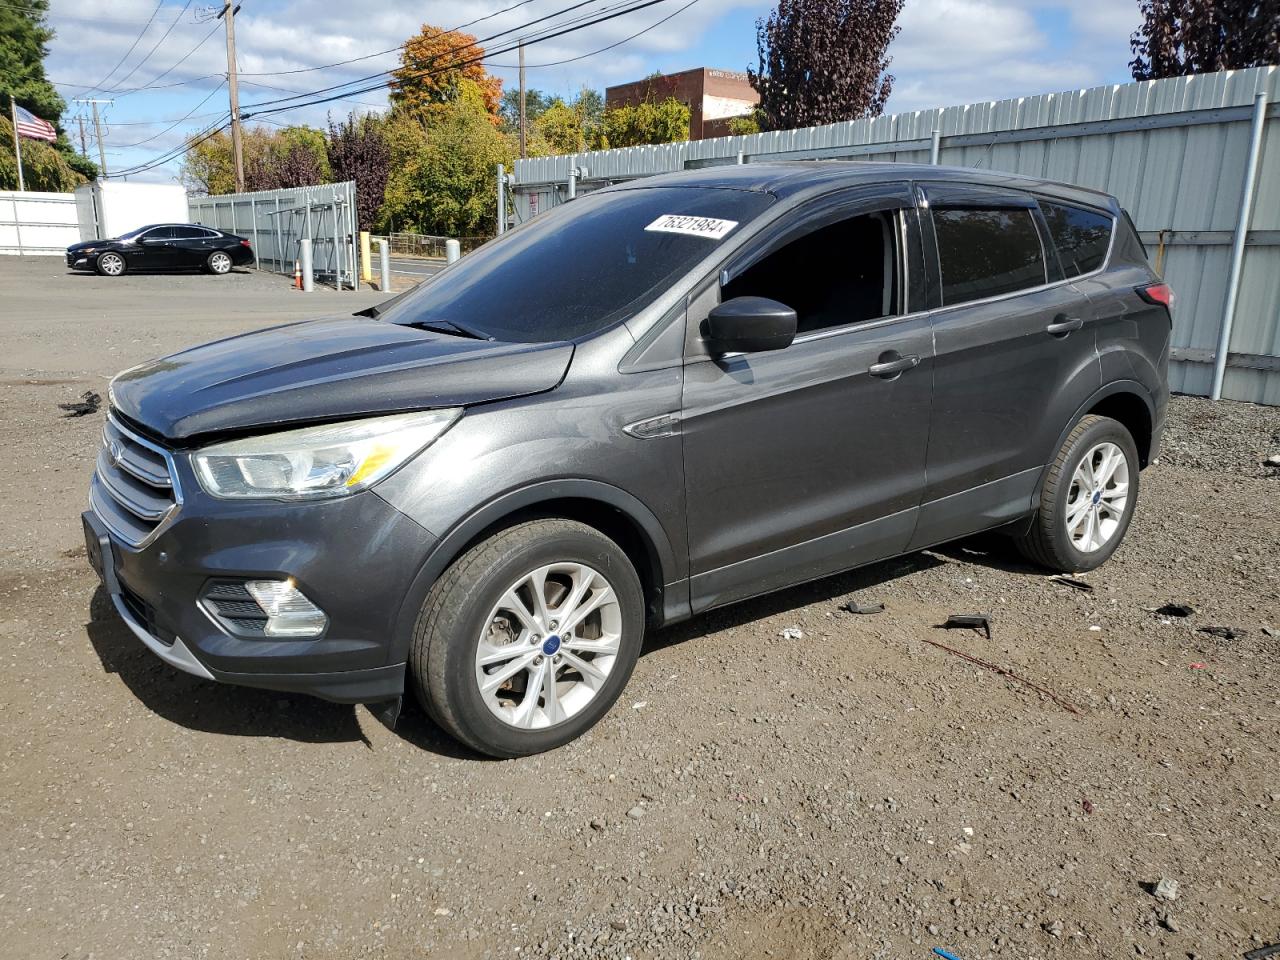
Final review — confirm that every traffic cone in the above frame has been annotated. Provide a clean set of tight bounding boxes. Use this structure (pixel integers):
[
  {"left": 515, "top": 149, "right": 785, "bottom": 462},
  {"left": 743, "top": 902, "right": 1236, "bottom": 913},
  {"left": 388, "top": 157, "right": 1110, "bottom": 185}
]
[{"left": 293, "top": 260, "right": 302, "bottom": 290}]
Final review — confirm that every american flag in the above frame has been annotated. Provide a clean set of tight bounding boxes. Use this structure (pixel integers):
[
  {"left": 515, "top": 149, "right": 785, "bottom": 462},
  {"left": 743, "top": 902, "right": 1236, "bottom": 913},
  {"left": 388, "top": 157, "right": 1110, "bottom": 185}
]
[{"left": 13, "top": 104, "right": 57, "bottom": 142}]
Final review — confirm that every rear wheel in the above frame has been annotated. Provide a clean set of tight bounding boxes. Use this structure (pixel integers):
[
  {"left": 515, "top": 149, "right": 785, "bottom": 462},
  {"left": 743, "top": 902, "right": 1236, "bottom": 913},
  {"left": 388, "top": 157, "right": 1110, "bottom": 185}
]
[
  {"left": 410, "top": 519, "right": 645, "bottom": 757},
  {"left": 95, "top": 252, "right": 126, "bottom": 277},
  {"left": 207, "top": 251, "right": 233, "bottom": 275},
  {"left": 1014, "top": 414, "right": 1139, "bottom": 572}
]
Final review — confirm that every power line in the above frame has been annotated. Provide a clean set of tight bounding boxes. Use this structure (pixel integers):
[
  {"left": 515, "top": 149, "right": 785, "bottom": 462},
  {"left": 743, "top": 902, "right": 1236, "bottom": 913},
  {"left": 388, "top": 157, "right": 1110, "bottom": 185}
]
[
  {"left": 489, "top": 0, "right": 700, "bottom": 69},
  {"left": 105, "top": 0, "right": 674, "bottom": 176},
  {"left": 106, "top": 0, "right": 197, "bottom": 94},
  {"left": 241, "top": 0, "right": 659, "bottom": 116},
  {"left": 80, "top": 0, "right": 167, "bottom": 99},
  {"left": 108, "top": 81, "right": 227, "bottom": 148}
]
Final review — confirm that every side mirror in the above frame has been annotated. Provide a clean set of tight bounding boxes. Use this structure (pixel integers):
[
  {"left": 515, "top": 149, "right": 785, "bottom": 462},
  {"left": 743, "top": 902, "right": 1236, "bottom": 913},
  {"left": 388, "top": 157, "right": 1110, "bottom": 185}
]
[{"left": 704, "top": 296, "right": 797, "bottom": 356}]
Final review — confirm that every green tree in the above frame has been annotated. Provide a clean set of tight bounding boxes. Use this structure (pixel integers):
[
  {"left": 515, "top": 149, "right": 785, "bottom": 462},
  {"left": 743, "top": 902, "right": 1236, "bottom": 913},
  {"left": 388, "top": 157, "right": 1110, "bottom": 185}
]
[
  {"left": 181, "top": 125, "right": 331, "bottom": 195},
  {"left": 532, "top": 99, "right": 585, "bottom": 154},
  {"left": 599, "top": 97, "right": 690, "bottom": 148},
  {"left": 0, "top": 113, "right": 84, "bottom": 190},
  {"left": 499, "top": 86, "right": 554, "bottom": 134},
  {"left": 1, "top": 0, "right": 95, "bottom": 185},
  {"left": 381, "top": 79, "right": 513, "bottom": 236}
]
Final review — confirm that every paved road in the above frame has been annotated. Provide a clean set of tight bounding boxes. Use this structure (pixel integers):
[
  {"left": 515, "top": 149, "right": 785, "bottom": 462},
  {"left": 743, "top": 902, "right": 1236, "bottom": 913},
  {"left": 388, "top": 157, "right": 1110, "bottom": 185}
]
[{"left": 389, "top": 257, "right": 445, "bottom": 279}]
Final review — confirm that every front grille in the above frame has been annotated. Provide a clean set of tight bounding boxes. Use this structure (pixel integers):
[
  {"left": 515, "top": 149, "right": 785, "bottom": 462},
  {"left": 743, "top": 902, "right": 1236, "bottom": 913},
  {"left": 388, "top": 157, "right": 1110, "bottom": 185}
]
[{"left": 91, "top": 413, "right": 181, "bottom": 548}]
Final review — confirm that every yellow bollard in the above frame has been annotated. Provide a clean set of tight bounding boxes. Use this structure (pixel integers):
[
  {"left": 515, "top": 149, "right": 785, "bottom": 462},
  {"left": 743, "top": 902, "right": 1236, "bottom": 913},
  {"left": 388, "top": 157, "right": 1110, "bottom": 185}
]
[{"left": 359, "top": 231, "right": 372, "bottom": 284}]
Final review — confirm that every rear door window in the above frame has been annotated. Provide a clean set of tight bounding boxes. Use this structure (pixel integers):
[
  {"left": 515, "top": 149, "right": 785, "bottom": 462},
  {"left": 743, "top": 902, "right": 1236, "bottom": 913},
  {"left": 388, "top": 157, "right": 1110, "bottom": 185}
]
[
  {"left": 1038, "top": 200, "right": 1114, "bottom": 277},
  {"left": 932, "top": 207, "right": 1046, "bottom": 306}
]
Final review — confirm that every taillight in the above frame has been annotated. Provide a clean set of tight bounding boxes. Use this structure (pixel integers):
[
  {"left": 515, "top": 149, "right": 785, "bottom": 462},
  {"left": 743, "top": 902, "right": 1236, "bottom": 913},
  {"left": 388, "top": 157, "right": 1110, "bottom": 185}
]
[
  {"left": 240, "top": 239, "right": 251, "bottom": 247},
  {"left": 1137, "top": 282, "right": 1172, "bottom": 308}
]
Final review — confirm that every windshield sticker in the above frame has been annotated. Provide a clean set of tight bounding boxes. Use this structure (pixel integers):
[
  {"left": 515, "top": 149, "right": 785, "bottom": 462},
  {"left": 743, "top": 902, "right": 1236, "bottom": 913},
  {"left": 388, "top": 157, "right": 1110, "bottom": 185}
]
[{"left": 644, "top": 214, "right": 739, "bottom": 240}]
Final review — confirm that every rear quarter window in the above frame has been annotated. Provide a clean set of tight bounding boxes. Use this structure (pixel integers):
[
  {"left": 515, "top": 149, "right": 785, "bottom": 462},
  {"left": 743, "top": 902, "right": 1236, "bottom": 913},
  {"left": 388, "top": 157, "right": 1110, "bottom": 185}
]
[
  {"left": 1038, "top": 200, "right": 1114, "bottom": 277},
  {"left": 932, "top": 207, "right": 1046, "bottom": 306}
]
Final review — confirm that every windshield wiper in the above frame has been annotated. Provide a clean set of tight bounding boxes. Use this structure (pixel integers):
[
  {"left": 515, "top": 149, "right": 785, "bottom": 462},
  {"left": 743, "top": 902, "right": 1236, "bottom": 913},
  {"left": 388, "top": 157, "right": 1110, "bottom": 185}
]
[{"left": 407, "top": 319, "right": 494, "bottom": 341}]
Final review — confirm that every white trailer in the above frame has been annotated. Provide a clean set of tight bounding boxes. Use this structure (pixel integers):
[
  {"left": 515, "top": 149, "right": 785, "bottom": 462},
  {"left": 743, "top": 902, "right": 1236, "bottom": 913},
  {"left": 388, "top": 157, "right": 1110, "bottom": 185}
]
[{"left": 73, "top": 181, "right": 188, "bottom": 242}]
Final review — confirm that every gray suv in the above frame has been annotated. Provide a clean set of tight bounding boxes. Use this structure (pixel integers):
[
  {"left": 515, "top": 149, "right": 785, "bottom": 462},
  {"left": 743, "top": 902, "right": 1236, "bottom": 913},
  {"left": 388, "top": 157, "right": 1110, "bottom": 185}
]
[{"left": 84, "top": 163, "right": 1170, "bottom": 757}]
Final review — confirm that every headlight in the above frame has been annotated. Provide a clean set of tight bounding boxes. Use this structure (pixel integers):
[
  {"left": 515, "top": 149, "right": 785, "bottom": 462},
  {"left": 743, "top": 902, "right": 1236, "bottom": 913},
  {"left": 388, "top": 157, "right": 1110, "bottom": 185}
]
[{"left": 193, "top": 409, "right": 461, "bottom": 500}]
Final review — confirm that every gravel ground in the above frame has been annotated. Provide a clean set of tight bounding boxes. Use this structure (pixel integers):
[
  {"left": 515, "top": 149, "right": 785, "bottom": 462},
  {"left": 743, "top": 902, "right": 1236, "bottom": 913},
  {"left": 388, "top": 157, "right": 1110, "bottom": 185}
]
[{"left": 1, "top": 258, "right": 1278, "bottom": 960}]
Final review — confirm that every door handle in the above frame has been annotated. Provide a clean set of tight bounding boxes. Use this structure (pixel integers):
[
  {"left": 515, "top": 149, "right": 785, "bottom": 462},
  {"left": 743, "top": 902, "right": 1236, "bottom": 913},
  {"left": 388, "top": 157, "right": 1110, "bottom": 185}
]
[
  {"left": 868, "top": 354, "right": 920, "bottom": 378},
  {"left": 1046, "top": 315, "right": 1084, "bottom": 336}
]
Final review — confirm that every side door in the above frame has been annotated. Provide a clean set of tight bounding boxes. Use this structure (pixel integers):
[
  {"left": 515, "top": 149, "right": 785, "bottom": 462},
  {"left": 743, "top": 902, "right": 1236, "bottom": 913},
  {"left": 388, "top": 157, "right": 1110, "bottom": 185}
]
[
  {"left": 681, "top": 185, "right": 935, "bottom": 614},
  {"left": 132, "top": 226, "right": 180, "bottom": 270},
  {"left": 169, "top": 226, "right": 213, "bottom": 268},
  {"left": 908, "top": 183, "right": 1101, "bottom": 550}
]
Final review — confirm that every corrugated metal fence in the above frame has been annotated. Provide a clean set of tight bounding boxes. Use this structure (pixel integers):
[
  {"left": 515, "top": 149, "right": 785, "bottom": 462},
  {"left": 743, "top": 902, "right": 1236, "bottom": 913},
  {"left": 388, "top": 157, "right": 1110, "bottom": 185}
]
[
  {"left": 187, "top": 181, "right": 360, "bottom": 290},
  {"left": 511, "top": 66, "right": 1280, "bottom": 405}
]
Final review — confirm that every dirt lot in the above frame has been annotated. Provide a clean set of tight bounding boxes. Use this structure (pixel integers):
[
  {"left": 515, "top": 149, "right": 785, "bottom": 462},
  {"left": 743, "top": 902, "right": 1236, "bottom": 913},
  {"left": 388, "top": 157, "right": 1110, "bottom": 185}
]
[{"left": 2, "top": 256, "right": 1278, "bottom": 960}]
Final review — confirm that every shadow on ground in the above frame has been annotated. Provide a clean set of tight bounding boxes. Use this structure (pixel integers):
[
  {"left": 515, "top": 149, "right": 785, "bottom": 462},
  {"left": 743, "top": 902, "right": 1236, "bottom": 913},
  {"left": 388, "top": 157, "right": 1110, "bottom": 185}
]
[{"left": 83, "top": 533, "right": 1035, "bottom": 756}]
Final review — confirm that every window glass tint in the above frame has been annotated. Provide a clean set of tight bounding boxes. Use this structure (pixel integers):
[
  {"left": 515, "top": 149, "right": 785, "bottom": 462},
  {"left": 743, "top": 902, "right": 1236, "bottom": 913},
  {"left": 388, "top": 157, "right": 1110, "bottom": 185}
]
[
  {"left": 933, "top": 207, "right": 1046, "bottom": 305},
  {"left": 1039, "top": 200, "right": 1113, "bottom": 277},
  {"left": 143, "top": 226, "right": 178, "bottom": 240},
  {"left": 171, "top": 227, "right": 206, "bottom": 239},
  {"left": 380, "top": 187, "right": 775, "bottom": 343},
  {"left": 724, "top": 211, "right": 901, "bottom": 334}
]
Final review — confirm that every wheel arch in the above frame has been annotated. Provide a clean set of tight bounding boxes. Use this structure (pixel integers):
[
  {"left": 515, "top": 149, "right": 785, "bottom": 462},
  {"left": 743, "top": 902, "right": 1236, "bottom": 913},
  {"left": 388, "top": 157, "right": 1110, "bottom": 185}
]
[{"left": 388, "top": 480, "right": 685, "bottom": 666}]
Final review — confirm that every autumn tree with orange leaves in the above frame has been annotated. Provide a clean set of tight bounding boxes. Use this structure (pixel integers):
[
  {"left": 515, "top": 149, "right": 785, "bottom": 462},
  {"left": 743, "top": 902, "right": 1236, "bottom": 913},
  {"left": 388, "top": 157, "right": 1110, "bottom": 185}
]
[{"left": 389, "top": 24, "right": 503, "bottom": 123}]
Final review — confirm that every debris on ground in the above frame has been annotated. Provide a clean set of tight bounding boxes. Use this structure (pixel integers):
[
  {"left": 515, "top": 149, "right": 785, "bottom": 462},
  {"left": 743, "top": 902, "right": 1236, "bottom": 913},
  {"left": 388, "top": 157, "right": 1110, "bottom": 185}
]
[
  {"left": 939, "top": 612, "right": 992, "bottom": 639},
  {"left": 842, "top": 600, "right": 885, "bottom": 615},
  {"left": 932, "top": 948, "right": 964, "bottom": 960},
  {"left": 57, "top": 390, "right": 101, "bottom": 417},
  {"left": 1155, "top": 603, "right": 1196, "bottom": 617},
  {"left": 1244, "top": 943, "right": 1280, "bottom": 960},
  {"left": 919, "top": 635, "right": 1083, "bottom": 716},
  {"left": 1082, "top": 798, "right": 1094, "bottom": 815},
  {"left": 1199, "top": 625, "right": 1245, "bottom": 640},
  {"left": 1050, "top": 575, "right": 1094, "bottom": 592},
  {"left": 780, "top": 627, "right": 804, "bottom": 640},
  {"left": 1153, "top": 877, "right": 1180, "bottom": 901},
  {"left": 1261, "top": 626, "right": 1277, "bottom": 639}
]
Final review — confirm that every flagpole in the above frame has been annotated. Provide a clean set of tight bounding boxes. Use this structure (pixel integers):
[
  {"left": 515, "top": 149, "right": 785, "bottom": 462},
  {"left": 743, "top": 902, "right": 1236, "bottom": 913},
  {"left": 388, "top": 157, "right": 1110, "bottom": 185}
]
[{"left": 9, "top": 95, "right": 26, "bottom": 192}]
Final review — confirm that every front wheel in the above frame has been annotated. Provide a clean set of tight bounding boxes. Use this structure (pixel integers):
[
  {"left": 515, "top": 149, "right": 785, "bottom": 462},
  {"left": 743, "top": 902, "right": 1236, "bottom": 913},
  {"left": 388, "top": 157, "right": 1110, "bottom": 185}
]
[
  {"left": 206, "top": 251, "right": 233, "bottom": 275},
  {"left": 410, "top": 519, "right": 645, "bottom": 757},
  {"left": 1014, "top": 414, "right": 1139, "bottom": 572},
  {"left": 95, "top": 252, "right": 126, "bottom": 276}
]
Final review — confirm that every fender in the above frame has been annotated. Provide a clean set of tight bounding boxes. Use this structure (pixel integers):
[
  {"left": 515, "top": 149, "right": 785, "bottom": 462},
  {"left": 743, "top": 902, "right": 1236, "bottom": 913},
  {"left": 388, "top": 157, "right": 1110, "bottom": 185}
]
[
  {"left": 386, "top": 479, "right": 686, "bottom": 665},
  {"left": 1035, "top": 379, "right": 1156, "bottom": 496}
]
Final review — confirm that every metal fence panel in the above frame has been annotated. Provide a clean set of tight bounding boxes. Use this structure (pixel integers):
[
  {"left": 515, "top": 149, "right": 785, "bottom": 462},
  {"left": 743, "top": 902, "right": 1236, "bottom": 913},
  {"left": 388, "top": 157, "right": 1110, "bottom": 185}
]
[
  {"left": 187, "top": 181, "right": 360, "bottom": 290},
  {"left": 511, "top": 66, "right": 1279, "bottom": 403},
  {"left": 0, "top": 190, "right": 79, "bottom": 255}
]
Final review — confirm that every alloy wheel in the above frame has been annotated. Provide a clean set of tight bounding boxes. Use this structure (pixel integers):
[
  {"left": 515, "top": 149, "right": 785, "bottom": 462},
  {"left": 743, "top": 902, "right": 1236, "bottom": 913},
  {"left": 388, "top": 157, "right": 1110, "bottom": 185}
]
[
  {"left": 210, "top": 252, "right": 232, "bottom": 274},
  {"left": 99, "top": 253, "right": 124, "bottom": 276},
  {"left": 1065, "top": 441, "right": 1130, "bottom": 553},
  {"left": 473, "top": 562, "right": 622, "bottom": 729}
]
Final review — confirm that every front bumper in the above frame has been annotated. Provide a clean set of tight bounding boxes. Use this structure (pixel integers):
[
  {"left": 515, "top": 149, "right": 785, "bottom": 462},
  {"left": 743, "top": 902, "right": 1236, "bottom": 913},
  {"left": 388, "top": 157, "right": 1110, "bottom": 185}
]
[
  {"left": 83, "top": 464, "right": 435, "bottom": 703},
  {"left": 66, "top": 252, "right": 94, "bottom": 270}
]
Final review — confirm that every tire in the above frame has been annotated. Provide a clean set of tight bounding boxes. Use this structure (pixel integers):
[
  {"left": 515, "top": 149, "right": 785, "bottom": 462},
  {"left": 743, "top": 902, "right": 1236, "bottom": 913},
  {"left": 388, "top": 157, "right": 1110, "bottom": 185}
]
[
  {"left": 1014, "top": 414, "right": 1139, "bottom": 573},
  {"left": 95, "top": 252, "right": 126, "bottom": 277},
  {"left": 207, "top": 251, "right": 233, "bottom": 275},
  {"left": 410, "top": 519, "right": 645, "bottom": 758}
]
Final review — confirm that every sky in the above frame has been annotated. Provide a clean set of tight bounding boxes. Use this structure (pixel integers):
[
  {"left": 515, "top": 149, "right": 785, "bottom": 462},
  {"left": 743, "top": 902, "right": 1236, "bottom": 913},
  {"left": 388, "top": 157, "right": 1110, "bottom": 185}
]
[{"left": 39, "top": 0, "right": 1144, "bottom": 183}]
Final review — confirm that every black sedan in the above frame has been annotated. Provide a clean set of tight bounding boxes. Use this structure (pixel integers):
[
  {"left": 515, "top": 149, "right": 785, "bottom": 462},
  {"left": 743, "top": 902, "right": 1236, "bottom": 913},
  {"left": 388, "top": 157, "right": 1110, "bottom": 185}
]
[{"left": 66, "top": 223, "right": 254, "bottom": 277}]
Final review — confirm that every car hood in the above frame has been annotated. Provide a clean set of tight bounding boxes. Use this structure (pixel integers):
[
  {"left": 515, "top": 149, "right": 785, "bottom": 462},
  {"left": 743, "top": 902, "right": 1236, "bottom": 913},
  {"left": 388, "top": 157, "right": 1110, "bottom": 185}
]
[
  {"left": 110, "top": 315, "right": 574, "bottom": 442},
  {"left": 67, "top": 238, "right": 121, "bottom": 253}
]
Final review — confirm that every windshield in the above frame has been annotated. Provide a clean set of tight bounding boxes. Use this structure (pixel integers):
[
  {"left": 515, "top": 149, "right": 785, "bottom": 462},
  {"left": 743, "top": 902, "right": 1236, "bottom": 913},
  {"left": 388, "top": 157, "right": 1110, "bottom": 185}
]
[{"left": 380, "top": 186, "right": 775, "bottom": 343}]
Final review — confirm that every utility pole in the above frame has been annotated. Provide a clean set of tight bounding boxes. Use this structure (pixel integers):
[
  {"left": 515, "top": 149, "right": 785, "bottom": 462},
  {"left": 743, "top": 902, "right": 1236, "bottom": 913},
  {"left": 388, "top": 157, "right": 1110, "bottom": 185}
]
[
  {"left": 77, "top": 115, "right": 88, "bottom": 157},
  {"left": 220, "top": 0, "right": 245, "bottom": 192},
  {"left": 75, "top": 98, "right": 112, "bottom": 178},
  {"left": 518, "top": 42, "right": 527, "bottom": 160}
]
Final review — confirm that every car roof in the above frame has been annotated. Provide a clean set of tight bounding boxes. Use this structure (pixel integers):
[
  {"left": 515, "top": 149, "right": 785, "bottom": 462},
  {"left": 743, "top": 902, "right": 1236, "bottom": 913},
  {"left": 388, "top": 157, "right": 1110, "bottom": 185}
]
[{"left": 609, "top": 161, "right": 1118, "bottom": 211}]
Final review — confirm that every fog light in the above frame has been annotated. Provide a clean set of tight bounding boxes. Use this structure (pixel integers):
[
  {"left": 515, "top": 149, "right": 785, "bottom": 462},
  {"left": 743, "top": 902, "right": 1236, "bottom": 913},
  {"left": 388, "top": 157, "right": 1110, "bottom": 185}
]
[{"left": 244, "top": 579, "right": 328, "bottom": 637}]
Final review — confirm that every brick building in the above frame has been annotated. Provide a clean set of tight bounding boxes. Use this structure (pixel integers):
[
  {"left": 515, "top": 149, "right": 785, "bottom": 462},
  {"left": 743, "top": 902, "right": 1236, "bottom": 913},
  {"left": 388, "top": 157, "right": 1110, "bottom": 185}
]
[{"left": 604, "top": 68, "right": 759, "bottom": 140}]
